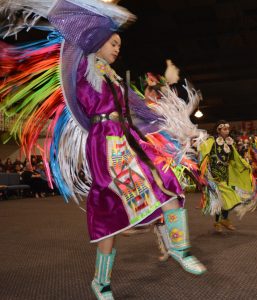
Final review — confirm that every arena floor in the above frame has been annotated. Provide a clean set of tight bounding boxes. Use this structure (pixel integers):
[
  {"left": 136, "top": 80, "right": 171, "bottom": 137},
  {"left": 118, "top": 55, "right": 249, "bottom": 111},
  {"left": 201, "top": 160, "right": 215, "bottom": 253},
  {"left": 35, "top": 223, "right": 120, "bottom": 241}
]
[{"left": 0, "top": 193, "right": 256, "bottom": 300}]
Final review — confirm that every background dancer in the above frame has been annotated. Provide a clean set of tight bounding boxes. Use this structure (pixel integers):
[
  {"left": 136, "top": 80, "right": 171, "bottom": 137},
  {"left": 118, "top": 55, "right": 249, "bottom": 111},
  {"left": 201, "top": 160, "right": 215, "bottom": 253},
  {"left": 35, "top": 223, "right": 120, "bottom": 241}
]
[{"left": 199, "top": 120, "right": 256, "bottom": 233}]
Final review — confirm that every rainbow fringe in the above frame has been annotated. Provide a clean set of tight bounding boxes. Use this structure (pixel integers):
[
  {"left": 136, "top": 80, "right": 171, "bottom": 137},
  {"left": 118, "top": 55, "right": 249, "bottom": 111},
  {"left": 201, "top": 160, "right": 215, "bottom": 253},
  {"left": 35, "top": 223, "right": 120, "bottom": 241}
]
[
  {"left": 0, "top": 27, "right": 91, "bottom": 203},
  {"left": 0, "top": 28, "right": 65, "bottom": 183}
]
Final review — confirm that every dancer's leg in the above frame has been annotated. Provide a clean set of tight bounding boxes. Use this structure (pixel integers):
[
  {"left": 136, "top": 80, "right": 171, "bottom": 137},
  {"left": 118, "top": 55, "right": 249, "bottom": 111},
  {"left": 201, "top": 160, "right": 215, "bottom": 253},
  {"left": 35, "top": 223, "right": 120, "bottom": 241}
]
[
  {"left": 160, "top": 198, "right": 206, "bottom": 275},
  {"left": 92, "top": 236, "right": 116, "bottom": 300},
  {"left": 98, "top": 236, "right": 115, "bottom": 254},
  {"left": 162, "top": 198, "right": 180, "bottom": 211},
  {"left": 220, "top": 210, "right": 236, "bottom": 230},
  {"left": 214, "top": 213, "right": 223, "bottom": 232},
  {"left": 154, "top": 199, "right": 180, "bottom": 261}
]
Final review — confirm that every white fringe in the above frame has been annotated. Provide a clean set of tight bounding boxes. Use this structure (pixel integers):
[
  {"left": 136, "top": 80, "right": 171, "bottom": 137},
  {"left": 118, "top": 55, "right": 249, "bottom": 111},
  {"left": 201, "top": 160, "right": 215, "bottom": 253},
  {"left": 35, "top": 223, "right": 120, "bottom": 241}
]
[
  {"left": 84, "top": 53, "right": 103, "bottom": 93},
  {"left": 234, "top": 188, "right": 257, "bottom": 219},
  {"left": 58, "top": 116, "right": 92, "bottom": 204},
  {"left": 154, "top": 80, "right": 208, "bottom": 156},
  {"left": 0, "top": 0, "right": 135, "bottom": 37},
  {"left": 0, "top": 0, "right": 54, "bottom": 37},
  {"left": 201, "top": 169, "right": 222, "bottom": 215},
  {"left": 234, "top": 199, "right": 257, "bottom": 219},
  {"left": 0, "top": 0, "right": 53, "bottom": 17}
]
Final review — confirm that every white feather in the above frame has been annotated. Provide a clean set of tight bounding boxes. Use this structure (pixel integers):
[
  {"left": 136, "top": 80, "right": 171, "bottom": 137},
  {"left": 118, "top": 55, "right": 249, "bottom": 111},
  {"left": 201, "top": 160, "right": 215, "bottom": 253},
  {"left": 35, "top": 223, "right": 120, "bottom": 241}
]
[{"left": 164, "top": 59, "right": 180, "bottom": 85}]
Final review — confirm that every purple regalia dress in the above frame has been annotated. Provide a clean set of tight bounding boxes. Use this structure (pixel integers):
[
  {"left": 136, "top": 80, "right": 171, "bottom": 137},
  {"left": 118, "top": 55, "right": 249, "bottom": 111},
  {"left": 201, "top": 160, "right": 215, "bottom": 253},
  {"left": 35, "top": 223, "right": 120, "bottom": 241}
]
[{"left": 77, "top": 56, "right": 182, "bottom": 242}]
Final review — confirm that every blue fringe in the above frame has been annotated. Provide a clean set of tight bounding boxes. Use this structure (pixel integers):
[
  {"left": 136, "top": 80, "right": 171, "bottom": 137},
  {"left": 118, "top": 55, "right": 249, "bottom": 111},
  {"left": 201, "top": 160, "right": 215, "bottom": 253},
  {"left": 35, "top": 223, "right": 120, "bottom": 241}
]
[
  {"left": 50, "top": 107, "right": 72, "bottom": 202},
  {"left": 8, "top": 27, "right": 63, "bottom": 51}
]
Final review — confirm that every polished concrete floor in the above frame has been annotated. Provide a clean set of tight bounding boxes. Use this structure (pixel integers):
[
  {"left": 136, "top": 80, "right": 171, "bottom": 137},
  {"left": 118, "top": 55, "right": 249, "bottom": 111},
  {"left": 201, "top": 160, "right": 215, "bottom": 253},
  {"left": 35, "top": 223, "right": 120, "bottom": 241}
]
[{"left": 0, "top": 193, "right": 257, "bottom": 300}]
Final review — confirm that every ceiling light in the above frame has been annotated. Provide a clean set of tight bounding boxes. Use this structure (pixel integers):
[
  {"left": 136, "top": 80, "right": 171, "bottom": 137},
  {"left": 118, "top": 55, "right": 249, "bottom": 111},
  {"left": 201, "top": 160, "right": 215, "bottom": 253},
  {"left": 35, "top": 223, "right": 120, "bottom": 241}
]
[{"left": 194, "top": 109, "right": 203, "bottom": 118}]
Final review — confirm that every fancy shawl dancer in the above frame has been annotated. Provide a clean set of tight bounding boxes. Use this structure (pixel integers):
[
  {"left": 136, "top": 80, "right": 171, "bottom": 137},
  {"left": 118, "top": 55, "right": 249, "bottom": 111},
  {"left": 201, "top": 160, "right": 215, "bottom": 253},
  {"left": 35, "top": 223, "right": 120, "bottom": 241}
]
[
  {"left": 199, "top": 120, "right": 256, "bottom": 233},
  {"left": 0, "top": 1, "right": 206, "bottom": 299}
]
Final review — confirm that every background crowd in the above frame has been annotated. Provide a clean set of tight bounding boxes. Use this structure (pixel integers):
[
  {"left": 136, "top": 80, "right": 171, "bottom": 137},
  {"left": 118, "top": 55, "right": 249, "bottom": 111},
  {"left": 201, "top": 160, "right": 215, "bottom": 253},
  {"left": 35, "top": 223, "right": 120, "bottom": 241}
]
[{"left": 0, "top": 155, "right": 59, "bottom": 198}]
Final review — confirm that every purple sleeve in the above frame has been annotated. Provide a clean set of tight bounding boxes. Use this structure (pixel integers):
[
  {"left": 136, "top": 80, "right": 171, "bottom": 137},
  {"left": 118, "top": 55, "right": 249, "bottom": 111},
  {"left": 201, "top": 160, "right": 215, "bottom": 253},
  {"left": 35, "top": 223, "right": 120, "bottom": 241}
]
[{"left": 128, "top": 88, "right": 163, "bottom": 134}]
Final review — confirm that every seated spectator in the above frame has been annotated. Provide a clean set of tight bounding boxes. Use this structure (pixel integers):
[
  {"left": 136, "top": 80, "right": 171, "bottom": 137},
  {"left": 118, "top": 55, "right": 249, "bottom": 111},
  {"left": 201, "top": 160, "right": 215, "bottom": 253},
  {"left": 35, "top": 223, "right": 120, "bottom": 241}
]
[
  {"left": 13, "top": 158, "right": 23, "bottom": 171},
  {"left": 21, "top": 162, "right": 48, "bottom": 198},
  {"left": 35, "top": 162, "right": 57, "bottom": 195},
  {"left": 4, "top": 158, "right": 13, "bottom": 173},
  {"left": 14, "top": 163, "right": 23, "bottom": 175},
  {"left": 0, "top": 159, "right": 5, "bottom": 172},
  {"left": 30, "top": 155, "right": 37, "bottom": 168},
  {"left": 35, "top": 162, "right": 47, "bottom": 181}
]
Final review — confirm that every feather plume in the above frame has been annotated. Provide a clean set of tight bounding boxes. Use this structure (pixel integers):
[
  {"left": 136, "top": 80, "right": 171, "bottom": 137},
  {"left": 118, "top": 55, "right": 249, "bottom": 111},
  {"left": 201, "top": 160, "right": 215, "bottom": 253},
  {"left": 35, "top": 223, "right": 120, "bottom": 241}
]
[{"left": 164, "top": 59, "right": 180, "bottom": 85}]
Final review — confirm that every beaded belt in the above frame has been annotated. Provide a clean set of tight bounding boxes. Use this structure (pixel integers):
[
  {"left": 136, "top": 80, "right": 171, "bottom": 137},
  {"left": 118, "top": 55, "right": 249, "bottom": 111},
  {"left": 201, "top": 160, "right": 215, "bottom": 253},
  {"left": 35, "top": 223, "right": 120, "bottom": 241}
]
[{"left": 91, "top": 112, "right": 127, "bottom": 124}]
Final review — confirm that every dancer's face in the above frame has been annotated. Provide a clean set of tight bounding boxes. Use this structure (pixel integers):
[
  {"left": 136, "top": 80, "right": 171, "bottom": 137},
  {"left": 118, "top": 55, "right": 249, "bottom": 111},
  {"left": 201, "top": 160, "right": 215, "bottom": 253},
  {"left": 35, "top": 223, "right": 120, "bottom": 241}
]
[
  {"left": 96, "top": 34, "right": 121, "bottom": 64},
  {"left": 218, "top": 126, "right": 230, "bottom": 138}
]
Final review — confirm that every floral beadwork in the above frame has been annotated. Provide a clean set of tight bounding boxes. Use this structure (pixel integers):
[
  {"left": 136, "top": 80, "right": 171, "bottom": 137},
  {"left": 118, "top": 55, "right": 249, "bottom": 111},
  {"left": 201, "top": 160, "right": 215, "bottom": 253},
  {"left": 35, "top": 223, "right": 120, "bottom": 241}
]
[
  {"left": 95, "top": 57, "right": 121, "bottom": 85},
  {"left": 168, "top": 213, "right": 178, "bottom": 223},
  {"left": 216, "top": 136, "right": 234, "bottom": 153},
  {"left": 170, "top": 228, "right": 184, "bottom": 243}
]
